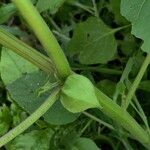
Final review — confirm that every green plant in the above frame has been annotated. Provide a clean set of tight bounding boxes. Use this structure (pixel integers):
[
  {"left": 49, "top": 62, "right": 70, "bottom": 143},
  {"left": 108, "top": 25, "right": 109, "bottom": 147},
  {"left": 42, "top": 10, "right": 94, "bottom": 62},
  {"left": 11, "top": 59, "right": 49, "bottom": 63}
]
[{"left": 0, "top": 0, "right": 150, "bottom": 149}]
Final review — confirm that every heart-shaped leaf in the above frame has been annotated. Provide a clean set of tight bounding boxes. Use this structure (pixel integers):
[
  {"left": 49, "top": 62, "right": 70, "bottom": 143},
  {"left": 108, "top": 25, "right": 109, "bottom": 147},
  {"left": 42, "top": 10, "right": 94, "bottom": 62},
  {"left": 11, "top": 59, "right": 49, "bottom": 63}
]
[
  {"left": 67, "top": 17, "right": 117, "bottom": 64},
  {"left": 121, "top": 0, "right": 150, "bottom": 53},
  {"left": 0, "top": 47, "right": 38, "bottom": 85},
  {"left": 7, "top": 71, "right": 80, "bottom": 125},
  {"left": 61, "top": 74, "right": 101, "bottom": 113}
]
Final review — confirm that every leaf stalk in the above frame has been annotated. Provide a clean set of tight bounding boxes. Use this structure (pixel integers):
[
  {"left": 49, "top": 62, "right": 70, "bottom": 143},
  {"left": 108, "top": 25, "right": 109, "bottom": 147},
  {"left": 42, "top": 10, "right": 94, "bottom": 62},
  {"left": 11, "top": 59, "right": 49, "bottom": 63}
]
[
  {"left": 0, "top": 27, "right": 54, "bottom": 74},
  {"left": 125, "top": 54, "right": 150, "bottom": 109},
  {"left": 0, "top": 88, "right": 60, "bottom": 148},
  {"left": 12, "top": 0, "right": 72, "bottom": 80}
]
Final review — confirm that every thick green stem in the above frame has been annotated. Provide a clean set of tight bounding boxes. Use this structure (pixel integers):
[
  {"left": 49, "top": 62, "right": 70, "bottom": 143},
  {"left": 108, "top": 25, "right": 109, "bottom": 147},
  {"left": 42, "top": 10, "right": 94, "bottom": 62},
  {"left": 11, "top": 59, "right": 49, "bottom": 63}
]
[
  {"left": 0, "top": 27, "right": 54, "bottom": 74},
  {"left": 125, "top": 54, "right": 150, "bottom": 109},
  {"left": 95, "top": 88, "right": 150, "bottom": 149},
  {"left": 0, "top": 88, "right": 60, "bottom": 148},
  {"left": 12, "top": 0, "right": 71, "bottom": 80}
]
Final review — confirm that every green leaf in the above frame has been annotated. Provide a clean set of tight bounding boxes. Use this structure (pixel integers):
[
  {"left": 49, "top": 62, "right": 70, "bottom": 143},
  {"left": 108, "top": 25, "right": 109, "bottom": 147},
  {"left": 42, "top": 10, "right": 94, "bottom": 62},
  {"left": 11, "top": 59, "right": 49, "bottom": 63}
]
[
  {"left": 109, "top": 0, "right": 128, "bottom": 25},
  {"left": 67, "top": 17, "right": 117, "bottom": 64},
  {"left": 0, "top": 25, "right": 28, "bottom": 37},
  {"left": 6, "top": 128, "right": 54, "bottom": 150},
  {"left": 97, "top": 80, "right": 116, "bottom": 98},
  {"left": 7, "top": 71, "right": 79, "bottom": 125},
  {"left": 0, "top": 105, "right": 12, "bottom": 136},
  {"left": 139, "top": 81, "right": 150, "bottom": 92},
  {"left": 61, "top": 74, "right": 101, "bottom": 113},
  {"left": 36, "top": 0, "right": 65, "bottom": 14},
  {"left": 0, "top": 47, "right": 38, "bottom": 85},
  {"left": 10, "top": 103, "right": 27, "bottom": 126},
  {"left": 120, "top": 33, "right": 136, "bottom": 56},
  {"left": 121, "top": 0, "right": 150, "bottom": 52},
  {"left": 71, "top": 137, "right": 100, "bottom": 150},
  {"left": 44, "top": 100, "right": 80, "bottom": 124},
  {"left": 0, "top": 3, "right": 16, "bottom": 24}
]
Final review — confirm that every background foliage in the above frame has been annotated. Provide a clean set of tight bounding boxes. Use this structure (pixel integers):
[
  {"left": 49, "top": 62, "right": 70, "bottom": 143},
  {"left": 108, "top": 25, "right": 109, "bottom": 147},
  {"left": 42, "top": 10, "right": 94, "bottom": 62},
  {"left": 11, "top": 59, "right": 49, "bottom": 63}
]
[{"left": 0, "top": 0, "right": 150, "bottom": 149}]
